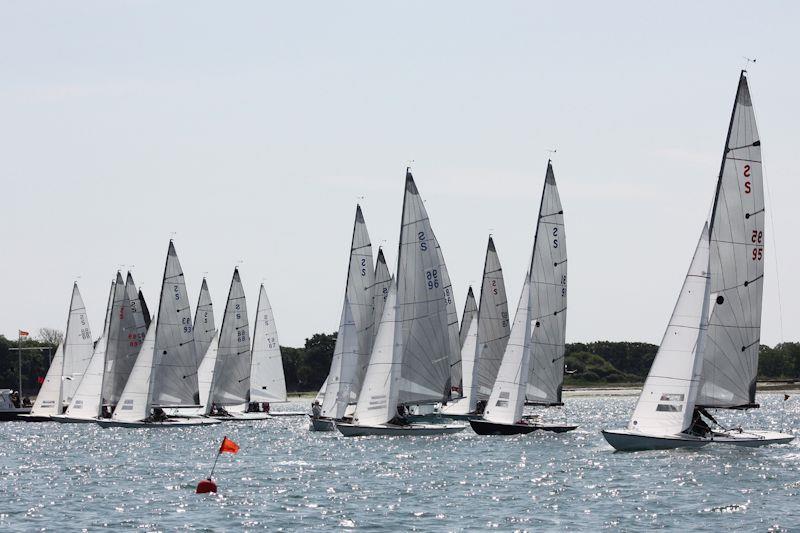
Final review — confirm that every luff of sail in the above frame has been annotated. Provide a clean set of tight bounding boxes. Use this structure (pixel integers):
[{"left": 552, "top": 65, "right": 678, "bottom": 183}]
[
  {"left": 60, "top": 283, "right": 94, "bottom": 406},
  {"left": 249, "top": 284, "right": 287, "bottom": 402},
  {"left": 697, "top": 71, "right": 765, "bottom": 409},
  {"left": 459, "top": 286, "right": 477, "bottom": 349},
  {"left": 66, "top": 280, "right": 116, "bottom": 419},
  {"left": 629, "top": 225, "right": 711, "bottom": 435},
  {"left": 475, "top": 237, "right": 511, "bottom": 401},
  {"left": 483, "top": 278, "right": 533, "bottom": 425},
  {"left": 151, "top": 241, "right": 200, "bottom": 407},
  {"left": 527, "top": 161, "right": 568, "bottom": 406},
  {"left": 209, "top": 268, "right": 251, "bottom": 407},
  {"left": 396, "top": 171, "right": 453, "bottom": 404}
]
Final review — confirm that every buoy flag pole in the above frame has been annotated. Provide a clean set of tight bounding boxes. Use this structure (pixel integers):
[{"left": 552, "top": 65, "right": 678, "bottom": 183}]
[{"left": 196, "top": 436, "right": 240, "bottom": 494}]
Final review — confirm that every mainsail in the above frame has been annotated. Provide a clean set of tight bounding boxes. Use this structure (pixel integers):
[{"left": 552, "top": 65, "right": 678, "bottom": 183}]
[
  {"left": 435, "top": 241, "right": 462, "bottom": 396},
  {"left": 208, "top": 268, "right": 251, "bottom": 407},
  {"left": 459, "top": 286, "right": 477, "bottom": 349},
  {"left": 527, "top": 161, "right": 568, "bottom": 406},
  {"left": 60, "top": 283, "right": 94, "bottom": 406},
  {"left": 475, "top": 237, "right": 511, "bottom": 400},
  {"left": 483, "top": 278, "right": 533, "bottom": 425},
  {"left": 194, "top": 278, "right": 217, "bottom": 410},
  {"left": 151, "top": 241, "right": 200, "bottom": 407},
  {"left": 372, "top": 248, "right": 392, "bottom": 343},
  {"left": 629, "top": 225, "right": 711, "bottom": 434},
  {"left": 697, "top": 71, "right": 765, "bottom": 409},
  {"left": 249, "top": 284, "right": 287, "bottom": 402},
  {"left": 65, "top": 281, "right": 115, "bottom": 419}
]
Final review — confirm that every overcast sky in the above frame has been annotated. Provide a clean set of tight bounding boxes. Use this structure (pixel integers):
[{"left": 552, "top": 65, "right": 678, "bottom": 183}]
[{"left": 1, "top": 1, "right": 798, "bottom": 348}]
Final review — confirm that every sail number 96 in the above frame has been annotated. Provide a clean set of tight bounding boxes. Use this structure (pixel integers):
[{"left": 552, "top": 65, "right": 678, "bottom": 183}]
[{"left": 426, "top": 269, "right": 439, "bottom": 290}]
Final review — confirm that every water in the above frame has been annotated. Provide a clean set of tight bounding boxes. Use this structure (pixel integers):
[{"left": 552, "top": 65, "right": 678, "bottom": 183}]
[{"left": 1, "top": 392, "right": 798, "bottom": 531}]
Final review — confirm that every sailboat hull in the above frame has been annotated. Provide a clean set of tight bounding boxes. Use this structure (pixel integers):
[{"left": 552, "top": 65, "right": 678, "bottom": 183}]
[
  {"left": 335, "top": 422, "right": 467, "bottom": 437},
  {"left": 711, "top": 430, "right": 794, "bottom": 447},
  {"left": 50, "top": 415, "right": 99, "bottom": 424},
  {"left": 470, "top": 418, "right": 577, "bottom": 435},
  {"left": 97, "top": 418, "right": 222, "bottom": 428},
  {"left": 308, "top": 415, "right": 337, "bottom": 432},
  {"left": 0, "top": 408, "right": 32, "bottom": 421},
  {"left": 602, "top": 429, "right": 710, "bottom": 452},
  {"left": 208, "top": 412, "right": 273, "bottom": 422},
  {"left": 17, "top": 413, "right": 54, "bottom": 422}
]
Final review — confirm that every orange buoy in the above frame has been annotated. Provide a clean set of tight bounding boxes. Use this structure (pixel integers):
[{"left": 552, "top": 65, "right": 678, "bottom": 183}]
[{"left": 196, "top": 478, "right": 217, "bottom": 494}]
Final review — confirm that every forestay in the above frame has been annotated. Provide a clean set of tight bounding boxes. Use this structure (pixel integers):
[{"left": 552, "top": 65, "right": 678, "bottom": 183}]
[
  {"left": 483, "top": 279, "right": 532, "bottom": 425},
  {"left": 249, "top": 284, "right": 287, "bottom": 403},
  {"left": 629, "top": 225, "right": 711, "bottom": 435},
  {"left": 459, "top": 287, "right": 477, "bottom": 349},
  {"left": 151, "top": 242, "right": 200, "bottom": 407},
  {"left": 396, "top": 172, "right": 452, "bottom": 404},
  {"left": 527, "top": 162, "right": 569, "bottom": 406},
  {"left": 475, "top": 237, "right": 511, "bottom": 400},
  {"left": 697, "top": 72, "right": 765, "bottom": 409},
  {"left": 61, "top": 283, "right": 94, "bottom": 406},
  {"left": 209, "top": 268, "right": 251, "bottom": 407},
  {"left": 66, "top": 281, "right": 115, "bottom": 419}
]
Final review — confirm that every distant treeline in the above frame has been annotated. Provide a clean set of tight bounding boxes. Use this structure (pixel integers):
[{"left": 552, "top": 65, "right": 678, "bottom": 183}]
[{"left": 3, "top": 334, "right": 800, "bottom": 396}]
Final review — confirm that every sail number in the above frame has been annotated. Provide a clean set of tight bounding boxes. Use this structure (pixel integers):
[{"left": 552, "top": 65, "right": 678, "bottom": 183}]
[
  {"left": 174, "top": 285, "right": 181, "bottom": 300},
  {"left": 235, "top": 303, "right": 241, "bottom": 320},
  {"left": 744, "top": 164, "right": 752, "bottom": 194},
  {"left": 752, "top": 248, "right": 763, "bottom": 261},
  {"left": 361, "top": 258, "right": 367, "bottom": 276},
  {"left": 561, "top": 274, "right": 567, "bottom": 297},
  {"left": 182, "top": 316, "right": 192, "bottom": 333},
  {"left": 426, "top": 268, "right": 439, "bottom": 289},
  {"left": 237, "top": 329, "right": 247, "bottom": 343},
  {"left": 491, "top": 279, "right": 498, "bottom": 295},
  {"left": 418, "top": 231, "right": 428, "bottom": 251},
  {"left": 443, "top": 286, "right": 452, "bottom": 305},
  {"left": 552, "top": 227, "right": 559, "bottom": 248}
]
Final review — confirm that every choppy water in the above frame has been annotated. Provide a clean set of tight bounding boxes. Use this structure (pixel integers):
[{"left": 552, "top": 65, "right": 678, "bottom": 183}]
[{"left": 1, "top": 392, "right": 799, "bottom": 531}]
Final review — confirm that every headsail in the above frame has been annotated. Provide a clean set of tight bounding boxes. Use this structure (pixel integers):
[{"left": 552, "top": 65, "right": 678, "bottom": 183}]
[
  {"left": 30, "top": 344, "right": 64, "bottom": 416},
  {"left": 459, "top": 286, "right": 477, "bottom": 349},
  {"left": 112, "top": 321, "right": 157, "bottom": 422},
  {"left": 194, "top": 279, "right": 217, "bottom": 410},
  {"left": 249, "top": 284, "right": 287, "bottom": 402},
  {"left": 66, "top": 281, "right": 116, "bottom": 419},
  {"left": 435, "top": 241, "right": 461, "bottom": 396},
  {"left": 697, "top": 71, "right": 765, "bottom": 409},
  {"left": 139, "top": 289, "right": 152, "bottom": 328},
  {"left": 372, "top": 248, "right": 392, "bottom": 343},
  {"left": 60, "top": 283, "right": 94, "bottom": 407},
  {"left": 208, "top": 268, "right": 251, "bottom": 407},
  {"left": 629, "top": 225, "right": 711, "bottom": 434},
  {"left": 396, "top": 171, "right": 453, "bottom": 404},
  {"left": 483, "top": 278, "right": 533, "bottom": 425},
  {"left": 527, "top": 161, "right": 568, "bottom": 406},
  {"left": 321, "top": 299, "right": 358, "bottom": 418},
  {"left": 475, "top": 237, "right": 511, "bottom": 400},
  {"left": 151, "top": 241, "right": 200, "bottom": 407}
]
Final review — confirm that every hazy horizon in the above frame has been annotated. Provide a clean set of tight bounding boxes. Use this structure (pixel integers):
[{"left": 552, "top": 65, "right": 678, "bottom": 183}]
[{"left": 2, "top": 1, "right": 799, "bottom": 348}]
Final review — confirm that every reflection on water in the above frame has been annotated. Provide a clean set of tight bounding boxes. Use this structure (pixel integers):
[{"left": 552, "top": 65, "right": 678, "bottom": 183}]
[{"left": 0, "top": 393, "right": 798, "bottom": 530}]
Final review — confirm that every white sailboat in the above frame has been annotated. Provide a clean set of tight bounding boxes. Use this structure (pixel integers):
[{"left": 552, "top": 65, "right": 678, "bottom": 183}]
[
  {"left": 98, "top": 242, "right": 219, "bottom": 427},
  {"left": 692, "top": 71, "right": 792, "bottom": 446},
  {"left": 249, "top": 284, "right": 287, "bottom": 407},
  {"left": 372, "top": 248, "right": 392, "bottom": 343},
  {"left": 471, "top": 161, "right": 576, "bottom": 435},
  {"left": 441, "top": 237, "right": 510, "bottom": 418},
  {"left": 312, "top": 205, "right": 375, "bottom": 431},
  {"left": 336, "top": 169, "right": 466, "bottom": 436},
  {"left": 26, "top": 283, "right": 94, "bottom": 421},
  {"left": 52, "top": 280, "right": 117, "bottom": 423}
]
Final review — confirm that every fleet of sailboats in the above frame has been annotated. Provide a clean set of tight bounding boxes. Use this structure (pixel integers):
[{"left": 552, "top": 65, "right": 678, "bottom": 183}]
[{"left": 7, "top": 70, "right": 794, "bottom": 452}]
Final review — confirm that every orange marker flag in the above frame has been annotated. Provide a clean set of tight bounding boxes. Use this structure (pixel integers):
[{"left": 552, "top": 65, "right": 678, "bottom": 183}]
[
  {"left": 219, "top": 436, "right": 239, "bottom": 454},
  {"left": 19, "top": 330, "right": 29, "bottom": 337}
]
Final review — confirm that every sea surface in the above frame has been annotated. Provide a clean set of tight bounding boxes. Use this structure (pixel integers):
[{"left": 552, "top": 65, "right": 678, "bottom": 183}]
[{"left": 1, "top": 392, "right": 799, "bottom": 531}]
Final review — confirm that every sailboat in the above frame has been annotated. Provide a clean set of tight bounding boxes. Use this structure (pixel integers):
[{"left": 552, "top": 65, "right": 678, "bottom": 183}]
[
  {"left": 193, "top": 278, "right": 217, "bottom": 417},
  {"left": 372, "top": 248, "right": 392, "bottom": 342},
  {"left": 98, "top": 242, "right": 219, "bottom": 427},
  {"left": 25, "top": 283, "right": 94, "bottom": 421},
  {"left": 52, "top": 280, "right": 117, "bottom": 423},
  {"left": 459, "top": 286, "right": 478, "bottom": 349},
  {"left": 248, "top": 283, "right": 288, "bottom": 410},
  {"left": 440, "top": 237, "right": 511, "bottom": 419},
  {"left": 471, "top": 161, "right": 576, "bottom": 435},
  {"left": 336, "top": 170, "right": 466, "bottom": 436},
  {"left": 311, "top": 205, "right": 375, "bottom": 431}
]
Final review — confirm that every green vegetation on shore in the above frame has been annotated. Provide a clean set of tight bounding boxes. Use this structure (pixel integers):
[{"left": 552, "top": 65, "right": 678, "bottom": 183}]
[{"left": 2, "top": 334, "right": 800, "bottom": 397}]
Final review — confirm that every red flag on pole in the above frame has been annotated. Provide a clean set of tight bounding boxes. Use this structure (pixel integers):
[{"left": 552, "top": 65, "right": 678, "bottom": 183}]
[
  {"left": 19, "top": 330, "right": 29, "bottom": 337},
  {"left": 219, "top": 437, "right": 239, "bottom": 454}
]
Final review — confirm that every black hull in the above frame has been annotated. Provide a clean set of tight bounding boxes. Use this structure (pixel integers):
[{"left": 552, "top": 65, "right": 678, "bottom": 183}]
[{"left": 470, "top": 418, "right": 578, "bottom": 435}]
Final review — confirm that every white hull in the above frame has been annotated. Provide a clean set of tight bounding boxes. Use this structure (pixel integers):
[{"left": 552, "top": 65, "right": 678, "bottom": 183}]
[
  {"left": 711, "top": 429, "right": 794, "bottom": 447},
  {"left": 336, "top": 422, "right": 467, "bottom": 437},
  {"left": 97, "top": 418, "right": 221, "bottom": 428},
  {"left": 270, "top": 411, "right": 307, "bottom": 417},
  {"left": 602, "top": 429, "right": 710, "bottom": 452}
]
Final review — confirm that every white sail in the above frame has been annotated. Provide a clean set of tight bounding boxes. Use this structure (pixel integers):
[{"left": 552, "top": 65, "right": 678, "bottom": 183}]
[
  {"left": 457, "top": 317, "right": 479, "bottom": 412},
  {"left": 372, "top": 248, "right": 392, "bottom": 343},
  {"left": 61, "top": 283, "right": 94, "bottom": 406},
  {"left": 194, "top": 279, "right": 217, "bottom": 411},
  {"left": 112, "top": 320, "right": 157, "bottom": 422},
  {"left": 459, "top": 287, "right": 477, "bottom": 349},
  {"left": 30, "top": 344, "right": 64, "bottom": 416},
  {"left": 527, "top": 162, "right": 568, "bottom": 405},
  {"left": 151, "top": 241, "right": 200, "bottom": 407},
  {"left": 475, "top": 237, "right": 511, "bottom": 400},
  {"left": 66, "top": 281, "right": 116, "bottom": 419},
  {"left": 353, "top": 281, "right": 400, "bottom": 426},
  {"left": 347, "top": 205, "right": 376, "bottom": 395},
  {"left": 321, "top": 299, "right": 358, "bottom": 418},
  {"left": 698, "top": 71, "right": 765, "bottom": 409},
  {"left": 629, "top": 225, "right": 711, "bottom": 434},
  {"left": 314, "top": 377, "right": 328, "bottom": 405},
  {"left": 209, "top": 268, "right": 251, "bottom": 407},
  {"left": 396, "top": 171, "right": 452, "bottom": 404},
  {"left": 249, "top": 284, "right": 287, "bottom": 402},
  {"left": 483, "top": 278, "right": 533, "bottom": 425},
  {"left": 435, "top": 241, "right": 462, "bottom": 396}
]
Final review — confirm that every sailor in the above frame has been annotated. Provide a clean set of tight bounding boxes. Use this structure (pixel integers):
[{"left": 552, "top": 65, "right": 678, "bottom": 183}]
[
  {"left": 311, "top": 400, "right": 322, "bottom": 418},
  {"left": 262, "top": 402, "right": 270, "bottom": 414}
]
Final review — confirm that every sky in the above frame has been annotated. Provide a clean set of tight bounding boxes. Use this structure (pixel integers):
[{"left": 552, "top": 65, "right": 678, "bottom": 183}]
[{"left": 1, "top": 1, "right": 799, "bottom": 348}]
